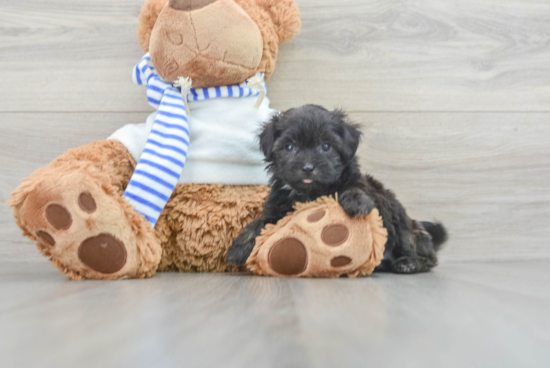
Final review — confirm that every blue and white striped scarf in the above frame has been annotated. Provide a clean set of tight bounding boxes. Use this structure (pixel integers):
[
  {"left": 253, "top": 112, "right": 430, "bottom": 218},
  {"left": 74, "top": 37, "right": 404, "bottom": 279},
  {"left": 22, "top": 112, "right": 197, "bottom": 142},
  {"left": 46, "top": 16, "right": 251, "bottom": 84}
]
[{"left": 123, "top": 53, "right": 266, "bottom": 227}]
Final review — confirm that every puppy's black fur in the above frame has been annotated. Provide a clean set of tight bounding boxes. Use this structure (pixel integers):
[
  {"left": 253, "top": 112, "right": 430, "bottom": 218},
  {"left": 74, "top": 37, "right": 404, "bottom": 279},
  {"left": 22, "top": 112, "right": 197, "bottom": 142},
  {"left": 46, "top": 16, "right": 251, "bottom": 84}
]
[{"left": 227, "top": 105, "right": 447, "bottom": 274}]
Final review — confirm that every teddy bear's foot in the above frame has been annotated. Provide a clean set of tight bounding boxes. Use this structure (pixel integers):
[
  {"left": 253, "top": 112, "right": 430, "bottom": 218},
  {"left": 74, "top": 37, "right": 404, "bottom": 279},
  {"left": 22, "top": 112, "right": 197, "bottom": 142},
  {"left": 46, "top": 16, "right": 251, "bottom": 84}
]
[
  {"left": 247, "top": 197, "right": 388, "bottom": 278},
  {"left": 10, "top": 162, "right": 162, "bottom": 280}
]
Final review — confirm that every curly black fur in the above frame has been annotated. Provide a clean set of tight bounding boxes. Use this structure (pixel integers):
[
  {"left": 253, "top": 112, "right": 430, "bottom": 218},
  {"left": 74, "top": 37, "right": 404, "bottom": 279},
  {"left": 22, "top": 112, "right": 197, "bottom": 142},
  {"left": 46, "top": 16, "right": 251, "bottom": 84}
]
[{"left": 227, "top": 105, "right": 447, "bottom": 274}]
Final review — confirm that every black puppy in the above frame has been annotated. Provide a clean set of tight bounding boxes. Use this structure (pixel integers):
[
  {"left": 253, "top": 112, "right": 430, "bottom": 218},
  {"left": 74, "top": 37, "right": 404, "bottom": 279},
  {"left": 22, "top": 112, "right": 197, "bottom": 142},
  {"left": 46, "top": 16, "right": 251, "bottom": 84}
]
[{"left": 227, "top": 105, "right": 447, "bottom": 274}]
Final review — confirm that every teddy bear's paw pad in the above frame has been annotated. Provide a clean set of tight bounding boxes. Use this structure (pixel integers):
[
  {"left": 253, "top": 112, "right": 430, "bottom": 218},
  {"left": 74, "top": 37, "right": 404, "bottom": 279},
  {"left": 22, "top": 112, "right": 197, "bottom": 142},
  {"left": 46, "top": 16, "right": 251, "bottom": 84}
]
[
  {"left": 45, "top": 204, "right": 72, "bottom": 230},
  {"left": 37, "top": 230, "right": 56, "bottom": 246},
  {"left": 78, "top": 192, "right": 97, "bottom": 213},
  {"left": 321, "top": 224, "right": 349, "bottom": 246},
  {"left": 330, "top": 256, "right": 352, "bottom": 268},
  {"left": 268, "top": 237, "right": 308, "bottom": 276},
  {"left": 307, "top": 210, "right": 326, "bottom": 223},
  {"left": 78, "top": 234, "right": 127, "bottom": 274},
  {"left": 170, "top": 0, "right": 218, "bottom": 12}
]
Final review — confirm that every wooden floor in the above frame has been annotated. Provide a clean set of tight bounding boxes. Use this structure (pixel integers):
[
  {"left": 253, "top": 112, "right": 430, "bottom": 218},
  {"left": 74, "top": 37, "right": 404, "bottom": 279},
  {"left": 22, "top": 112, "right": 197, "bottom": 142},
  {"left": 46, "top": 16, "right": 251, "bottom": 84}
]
[{"left": 1, "top": 261, "right": 549, "bottom": 368}]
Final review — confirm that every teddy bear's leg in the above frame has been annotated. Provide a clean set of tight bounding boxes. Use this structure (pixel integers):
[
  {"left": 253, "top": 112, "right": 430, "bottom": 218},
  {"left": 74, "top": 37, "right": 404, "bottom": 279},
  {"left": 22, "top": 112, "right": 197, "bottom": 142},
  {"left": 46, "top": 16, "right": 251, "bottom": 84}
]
[
  {"left": 9, "top": 140, "right": 162, "bottom": 280},
  {"left": 154, "top": 184, "right": 270, "bottom": 273}
]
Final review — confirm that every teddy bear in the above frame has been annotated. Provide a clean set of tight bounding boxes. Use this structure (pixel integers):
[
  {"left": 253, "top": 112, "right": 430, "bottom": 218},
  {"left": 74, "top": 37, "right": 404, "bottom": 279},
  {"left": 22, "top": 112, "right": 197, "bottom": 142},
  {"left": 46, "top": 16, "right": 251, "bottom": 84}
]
[{"left": 9, "top": 0, "right": 302, "bottom": 280}]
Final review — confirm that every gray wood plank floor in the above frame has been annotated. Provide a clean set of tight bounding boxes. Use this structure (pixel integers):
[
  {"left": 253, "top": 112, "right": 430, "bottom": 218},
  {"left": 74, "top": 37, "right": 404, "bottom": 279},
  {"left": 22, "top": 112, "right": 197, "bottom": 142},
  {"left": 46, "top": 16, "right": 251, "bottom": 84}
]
[{"left": 1, "top": 261, "right": 549, "bottom": 368}]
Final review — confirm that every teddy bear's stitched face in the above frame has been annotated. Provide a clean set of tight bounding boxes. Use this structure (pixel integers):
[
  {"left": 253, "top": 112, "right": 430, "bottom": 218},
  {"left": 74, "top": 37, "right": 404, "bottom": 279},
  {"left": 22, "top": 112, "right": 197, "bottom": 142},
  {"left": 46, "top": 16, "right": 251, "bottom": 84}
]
[{"left": 149, "top": 0, "right": 264, "bottom": 88}]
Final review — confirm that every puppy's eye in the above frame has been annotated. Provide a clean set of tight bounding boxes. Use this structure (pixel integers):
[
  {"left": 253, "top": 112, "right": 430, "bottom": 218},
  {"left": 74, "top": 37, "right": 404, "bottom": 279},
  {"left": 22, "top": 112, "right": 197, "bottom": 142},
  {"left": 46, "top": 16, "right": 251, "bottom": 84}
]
[
  {"left": 285, "top": 144, "right": 295, "bottom": 152},
  {"left": 321, "top": 143, "right": 331, "bottom": 152}
]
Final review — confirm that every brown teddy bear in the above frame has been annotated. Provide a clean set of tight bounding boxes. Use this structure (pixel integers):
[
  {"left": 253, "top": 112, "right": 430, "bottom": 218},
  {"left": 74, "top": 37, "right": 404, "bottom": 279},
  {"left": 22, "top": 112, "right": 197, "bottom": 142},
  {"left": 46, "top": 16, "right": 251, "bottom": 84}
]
[{"left": 9, "top": 0, "right": 301, "bottom": 280}]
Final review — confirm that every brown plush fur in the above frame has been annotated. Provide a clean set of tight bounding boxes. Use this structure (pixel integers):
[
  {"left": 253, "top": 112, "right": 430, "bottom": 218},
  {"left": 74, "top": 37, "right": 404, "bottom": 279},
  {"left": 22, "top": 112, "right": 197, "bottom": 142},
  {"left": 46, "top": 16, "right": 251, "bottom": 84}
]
[
  {"left": 50, "top": 140, "right": 137, "bottom": 193},
  {"left": 233, "top": 0, "right": 301, "bottom": 80},
  {"left": 137, "top": 0, "right": 301, "bottom": 82},
  {"left": 155, "top": 184, "right": 269, "bottom": 272},
  {"left": 137, "top": 0, "right": 168, "bottom": 52}
]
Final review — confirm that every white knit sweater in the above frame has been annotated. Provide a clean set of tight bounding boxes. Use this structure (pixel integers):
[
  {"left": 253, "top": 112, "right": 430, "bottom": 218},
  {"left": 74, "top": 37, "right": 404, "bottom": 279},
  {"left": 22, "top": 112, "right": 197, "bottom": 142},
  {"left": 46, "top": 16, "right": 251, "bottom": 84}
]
[{"left": 109, "top": 96, "right": 275, "bottom": 186}]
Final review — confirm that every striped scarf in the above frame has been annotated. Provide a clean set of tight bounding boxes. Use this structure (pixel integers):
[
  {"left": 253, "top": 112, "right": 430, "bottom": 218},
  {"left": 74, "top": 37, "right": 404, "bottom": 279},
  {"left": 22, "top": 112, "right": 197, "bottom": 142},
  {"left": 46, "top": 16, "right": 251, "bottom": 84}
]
[{"left": 123, "top": 53, "right": 267, "bottom": 227}]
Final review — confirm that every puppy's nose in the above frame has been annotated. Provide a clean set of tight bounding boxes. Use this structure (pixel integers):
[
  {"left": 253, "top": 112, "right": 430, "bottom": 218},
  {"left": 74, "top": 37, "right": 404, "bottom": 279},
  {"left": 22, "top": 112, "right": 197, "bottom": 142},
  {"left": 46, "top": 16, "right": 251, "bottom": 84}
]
[{"left": 302, "top": 164, "right": 315, "bottom": 174}]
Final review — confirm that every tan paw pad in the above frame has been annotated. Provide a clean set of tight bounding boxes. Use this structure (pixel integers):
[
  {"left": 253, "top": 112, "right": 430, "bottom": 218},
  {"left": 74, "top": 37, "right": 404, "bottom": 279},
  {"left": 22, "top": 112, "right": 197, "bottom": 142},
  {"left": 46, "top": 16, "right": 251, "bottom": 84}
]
[
  {"left": 37, "top": 231, "right": 56, "bottom": 246},
  {"left": 45, "top": 204, "right": 72, "bottom": 230},
  {"left": 247, "top": 196, "right": 388, "bottom": 278},
  {"left": 78, "top": 192, "right": 97, "bottom": 213},
  {"left": 321, "top": 224, "right": 349, "bottom": 246},
  {"left": 331, "top": 256, "right": 352, "bottom": 268},
  {"left": 307, "top": 209, "right": 326, "bottom": 223},
  {"left": 268, "top": 237, "right": 308, "bottom": 276},
  {"left": 78, "top": 234, "right": 127, "bottom": 274},
  {"left": 15, "top": 168, "right": 161, "bottom": 280}
]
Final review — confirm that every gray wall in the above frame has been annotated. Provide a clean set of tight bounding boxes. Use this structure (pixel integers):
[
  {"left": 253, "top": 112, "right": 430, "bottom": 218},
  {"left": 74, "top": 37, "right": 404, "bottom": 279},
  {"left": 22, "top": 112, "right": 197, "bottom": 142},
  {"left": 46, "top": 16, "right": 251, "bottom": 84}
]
[{"left": 1, "top": 0, "right": 549, "bottom": 262}]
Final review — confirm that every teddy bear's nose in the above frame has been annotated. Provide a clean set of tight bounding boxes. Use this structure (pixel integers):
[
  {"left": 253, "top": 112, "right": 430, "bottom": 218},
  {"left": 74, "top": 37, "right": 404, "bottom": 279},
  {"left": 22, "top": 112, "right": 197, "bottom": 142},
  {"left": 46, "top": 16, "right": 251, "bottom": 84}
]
[{"left": 169, "top": 0, "right": 218, "bottom": 11}]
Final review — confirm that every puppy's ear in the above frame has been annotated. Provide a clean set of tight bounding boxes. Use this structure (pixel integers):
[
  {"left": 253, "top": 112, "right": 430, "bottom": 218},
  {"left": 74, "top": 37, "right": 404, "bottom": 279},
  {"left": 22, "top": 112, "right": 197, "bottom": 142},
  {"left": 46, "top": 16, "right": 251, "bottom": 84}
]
[
  {"left": 331, "top": 109, "right": 362, "bottom": 161},
  {"left": 259, "top": 113, "right": 282, "bottom": 162}
]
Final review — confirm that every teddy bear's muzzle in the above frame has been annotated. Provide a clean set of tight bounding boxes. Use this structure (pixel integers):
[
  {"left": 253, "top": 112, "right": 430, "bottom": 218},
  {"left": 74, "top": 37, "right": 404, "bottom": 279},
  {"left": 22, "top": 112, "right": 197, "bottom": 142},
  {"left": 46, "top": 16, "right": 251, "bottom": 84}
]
[{"left": 150, "top": 0, "right": 263, "bottom": 88}]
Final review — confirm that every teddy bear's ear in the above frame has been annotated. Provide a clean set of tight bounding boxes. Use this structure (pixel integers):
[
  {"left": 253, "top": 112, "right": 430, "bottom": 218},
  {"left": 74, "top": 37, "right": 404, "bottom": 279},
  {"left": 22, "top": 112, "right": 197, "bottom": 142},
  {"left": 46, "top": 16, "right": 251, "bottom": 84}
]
[
  {"left": 137, "top": 0, "right": 169, "bottom": 52},
  {"left": 257, "top": 0, "right": 301, "bottom": 43}
]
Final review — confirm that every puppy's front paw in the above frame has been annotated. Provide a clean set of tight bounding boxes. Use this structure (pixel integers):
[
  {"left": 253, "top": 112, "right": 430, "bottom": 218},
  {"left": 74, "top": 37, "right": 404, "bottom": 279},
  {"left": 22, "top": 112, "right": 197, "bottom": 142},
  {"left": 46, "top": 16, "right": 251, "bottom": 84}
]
[
  {"left": 227, "top": 237, "right": 257, "bottom": 266},
  {"left": 339, "top": 190, "right": 375, "bottom": 218},
  {"left": 227, "top": 220, "right": 267, "bottom": 266}
]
